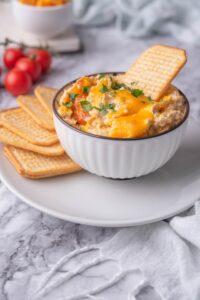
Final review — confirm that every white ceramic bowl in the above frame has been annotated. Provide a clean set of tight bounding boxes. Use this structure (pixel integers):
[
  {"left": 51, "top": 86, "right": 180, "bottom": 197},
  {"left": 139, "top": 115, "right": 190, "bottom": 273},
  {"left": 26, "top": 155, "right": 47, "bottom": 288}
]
[
  {"left": 53, "top": 74, "right": 189, "bottom": 179},
  {"left": 12, "top": 0, "right": 72, "bottom": 39}
]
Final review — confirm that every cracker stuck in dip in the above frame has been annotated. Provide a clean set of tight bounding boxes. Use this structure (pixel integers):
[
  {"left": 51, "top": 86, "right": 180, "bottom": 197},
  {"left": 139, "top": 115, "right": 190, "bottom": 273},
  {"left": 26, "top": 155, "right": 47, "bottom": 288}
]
[{"left": 56, "top": 74, "right": 187, "bottom": 139}]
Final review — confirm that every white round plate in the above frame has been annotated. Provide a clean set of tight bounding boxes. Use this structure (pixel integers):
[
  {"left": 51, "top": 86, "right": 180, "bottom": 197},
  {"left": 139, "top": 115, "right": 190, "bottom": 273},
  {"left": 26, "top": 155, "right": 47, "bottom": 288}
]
[{"left": 1, "top": 119, "right": 200, "bottom": 227}]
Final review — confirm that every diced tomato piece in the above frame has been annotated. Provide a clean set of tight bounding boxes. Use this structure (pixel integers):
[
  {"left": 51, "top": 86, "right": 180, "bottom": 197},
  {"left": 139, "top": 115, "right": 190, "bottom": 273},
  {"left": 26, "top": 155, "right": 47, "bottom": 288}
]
[{"left": 73, "top": 97, "right": 89, "bottom": 125}]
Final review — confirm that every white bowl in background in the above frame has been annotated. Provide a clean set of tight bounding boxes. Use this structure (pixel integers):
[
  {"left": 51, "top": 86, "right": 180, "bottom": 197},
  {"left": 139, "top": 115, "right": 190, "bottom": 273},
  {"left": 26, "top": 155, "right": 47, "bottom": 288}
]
[
  {"left": 53, "top": 73, "right": 189, "bottom": 179},
  {"left": 12, "top": 0, "right": 72, "bottom": 39}
]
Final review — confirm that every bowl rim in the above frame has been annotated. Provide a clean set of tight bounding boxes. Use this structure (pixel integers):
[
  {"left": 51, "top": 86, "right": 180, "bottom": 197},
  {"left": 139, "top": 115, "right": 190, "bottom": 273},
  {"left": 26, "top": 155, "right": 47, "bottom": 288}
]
[
  {"left": 13, "top": 0, "right": 71, "bottom": 11},
  {"left": 53, "top": 72, "right": 190, "bottom": 141}
]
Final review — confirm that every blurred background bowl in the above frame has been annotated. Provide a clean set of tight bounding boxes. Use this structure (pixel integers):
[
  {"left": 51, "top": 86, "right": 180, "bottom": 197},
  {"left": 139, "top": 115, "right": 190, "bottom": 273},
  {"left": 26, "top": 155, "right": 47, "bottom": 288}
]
[{"left": 12, "top": 0, "right": 72, "bottom": 39}]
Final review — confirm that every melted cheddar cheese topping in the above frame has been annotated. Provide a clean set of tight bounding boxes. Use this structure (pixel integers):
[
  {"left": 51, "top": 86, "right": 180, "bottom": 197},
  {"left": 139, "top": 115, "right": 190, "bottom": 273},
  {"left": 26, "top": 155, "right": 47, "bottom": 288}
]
[
  {"left": 106, "top": 108, "right": 153, "bottom": 138},
  {"left": 102, "top": 90, "right": 154, "bottom": 138}
]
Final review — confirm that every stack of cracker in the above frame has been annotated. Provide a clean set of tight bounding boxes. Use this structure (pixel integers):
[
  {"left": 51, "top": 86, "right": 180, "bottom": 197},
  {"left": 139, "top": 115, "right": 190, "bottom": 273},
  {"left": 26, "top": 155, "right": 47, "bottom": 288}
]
[{"left": 0, "top": 86, "right": 81, "bottom": 179}]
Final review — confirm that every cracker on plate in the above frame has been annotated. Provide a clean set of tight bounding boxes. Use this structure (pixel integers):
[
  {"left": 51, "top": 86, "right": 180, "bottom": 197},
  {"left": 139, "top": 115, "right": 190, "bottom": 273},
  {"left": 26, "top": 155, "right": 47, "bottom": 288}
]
[
  {"left": 34, "top": 85, "right": 58, "bottom": 117},
  {"left": 4, "top": 145, "right": 81, "bottom": 179},
  {"left": 0, "top": 108, "right": 58, "bottom": 146},
  {"left": 17, "top": 95, "right": 55, "bottom": 131},
  {"left": 123, "top": 44, "right": 187, "bottom": 101},
  {"left": 0, "top": 126, "right": 64, "bottom": 156}
]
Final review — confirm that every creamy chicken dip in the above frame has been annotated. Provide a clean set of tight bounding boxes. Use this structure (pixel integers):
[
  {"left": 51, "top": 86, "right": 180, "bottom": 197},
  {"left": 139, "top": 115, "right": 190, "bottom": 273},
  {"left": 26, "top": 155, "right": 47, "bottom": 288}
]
[{"left": 56, "top": 74, "right": 188, "bottom": 139}]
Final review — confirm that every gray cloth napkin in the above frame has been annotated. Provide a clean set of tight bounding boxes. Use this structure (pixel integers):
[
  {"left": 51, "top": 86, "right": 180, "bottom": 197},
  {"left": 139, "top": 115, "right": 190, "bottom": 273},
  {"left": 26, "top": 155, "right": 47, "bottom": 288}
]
[
  {"left": 73, "top": 0, "right": 200, "bottom": 46},
  {"left": 24, "top": 201, "right": 200, "bottom": 300},
  {"left": 1, "top": 178, "right": 200, "bottom": 300}
]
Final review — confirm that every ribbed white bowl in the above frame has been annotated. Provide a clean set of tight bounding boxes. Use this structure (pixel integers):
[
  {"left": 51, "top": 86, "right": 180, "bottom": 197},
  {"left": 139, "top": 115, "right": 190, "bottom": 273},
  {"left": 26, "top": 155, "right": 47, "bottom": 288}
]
[{"left": 53, "top": 79, "right": 189, "bottom": 179}]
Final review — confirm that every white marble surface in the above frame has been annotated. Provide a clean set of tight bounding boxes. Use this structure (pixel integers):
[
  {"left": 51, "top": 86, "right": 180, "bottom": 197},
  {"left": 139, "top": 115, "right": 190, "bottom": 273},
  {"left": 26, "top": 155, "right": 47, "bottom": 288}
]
[{"left": 1, "top": 27, "right": 200, "bottom": 300}]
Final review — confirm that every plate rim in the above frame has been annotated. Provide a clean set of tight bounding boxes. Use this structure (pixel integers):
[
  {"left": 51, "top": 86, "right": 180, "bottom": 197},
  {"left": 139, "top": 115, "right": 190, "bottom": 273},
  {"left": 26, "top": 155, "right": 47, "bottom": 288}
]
[{"left": 0, "top": 155, "right": 195, "bottom": 227}]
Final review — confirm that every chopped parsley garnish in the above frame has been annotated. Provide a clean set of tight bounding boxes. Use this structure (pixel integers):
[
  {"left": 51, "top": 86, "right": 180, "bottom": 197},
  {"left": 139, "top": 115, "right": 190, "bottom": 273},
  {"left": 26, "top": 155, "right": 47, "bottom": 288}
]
[
  {"left": 63, "top": 93, "right": 79, "bottom": 108},
  {"left": 83, "top": 86, "right": 91, "bottom": 93},
  {"left": 80, "top": 100, "right": 116, "bottom": 115},
  {"left": 110, "top": 80, "right": 145, "bottom": 97},
  {"left": 68, "top": 93, "right": 78, "bottom": 101},
  {"left": 108, "top": 103, "right": 116, "bottom": 110},
  {"left": 80, "top": 100, "right": 93, "bottom": 112},
  {"left": 109, "top": 90, "right": 117, "bottom": 97},
  {"left": 141, "top": 97, "right": 153, "bottom": 104},
  {"left": 63, "top": 101, "right": 73, "bottom": 108},
  {"left": 110, "top": 82, "right": 126, "bottom": 90},
  {"left": 130, "top": 89, "right": 144, "bottom": 97},
  {"left": 99, "top": 103, "right": 116, "bottom": 115},
  {"left": 146, "top": 96, "right": 153, "bottom": 102},
  {"left": 99, "top": 103, "right": 116, "bottom": 111},
  {"left": 98, "top": 74, "right": 105, "bottom": 79},
  {"left": 99, "top": 84, "right": 109, "bottom": 93}
]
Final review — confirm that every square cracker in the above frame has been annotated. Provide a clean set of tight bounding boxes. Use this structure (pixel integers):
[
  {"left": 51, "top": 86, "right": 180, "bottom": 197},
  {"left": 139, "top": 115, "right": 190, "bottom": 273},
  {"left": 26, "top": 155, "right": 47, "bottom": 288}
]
[
  {"left": 123, "top": 44, "right": 187, "bottom": 101},
  {"left": 17, "top": 95, "right": 55, "bottom": 131},
  {"left": 4, "top": 145, "right": 81, "bottom": 179},
  {"left": 0, "top": 108, "right": 58, "bottom": 146},
  {"left": 0, "top": 126, "right": 64, "bottom": 156},
  {"left": 35, "top": 85, "right": 58, "bottom": 117}
]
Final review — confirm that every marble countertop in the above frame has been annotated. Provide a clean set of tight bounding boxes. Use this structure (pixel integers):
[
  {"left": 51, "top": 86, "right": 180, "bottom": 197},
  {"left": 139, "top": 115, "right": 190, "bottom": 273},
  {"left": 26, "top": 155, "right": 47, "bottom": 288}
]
[{"left": 0, "top": 27, "right": 200, "bottom": 300}]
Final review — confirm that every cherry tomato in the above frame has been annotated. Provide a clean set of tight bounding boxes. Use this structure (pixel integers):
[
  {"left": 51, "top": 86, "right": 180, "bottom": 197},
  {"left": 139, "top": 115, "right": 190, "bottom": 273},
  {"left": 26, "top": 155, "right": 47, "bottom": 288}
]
[
  {"left": 5, "top": 69, "right": 32, "bottom": 96},
  {"left": 15, "top": 57, "right": 42, "bottom": 82},
  {"left": 73, "top": 97, "right": 89, "bottom": 125},
  {"left": 3, "top": 48, "right": 25, "bottom": 69},
  {"left": 28, "top": 49, "right": 52, "bottom": 73}
]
